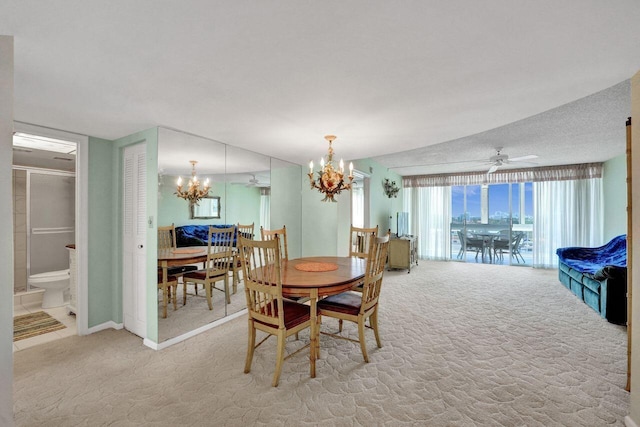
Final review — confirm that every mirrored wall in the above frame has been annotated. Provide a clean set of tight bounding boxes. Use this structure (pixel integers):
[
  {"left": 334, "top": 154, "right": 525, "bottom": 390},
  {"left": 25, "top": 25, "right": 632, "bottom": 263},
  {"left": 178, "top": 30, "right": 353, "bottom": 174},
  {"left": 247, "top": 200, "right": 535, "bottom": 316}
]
[{"left": 157, "top": 127, "right": 301, "bottom": 342}]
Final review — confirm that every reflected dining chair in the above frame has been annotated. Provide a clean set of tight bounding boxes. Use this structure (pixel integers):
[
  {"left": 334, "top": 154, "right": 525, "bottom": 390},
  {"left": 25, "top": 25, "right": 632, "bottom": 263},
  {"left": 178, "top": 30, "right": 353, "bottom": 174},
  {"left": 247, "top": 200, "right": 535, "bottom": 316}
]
[
  {"left": 349, "top": 224, "right": 379, "bottom": 258},
  {"left": 318, "top": 233, "right": 390, "bottom": 363},
  {"left": 183, "top": 225, "right": 235, "bottom": 310},
  {"left": 231, "top": 223, "right": 255, "bottom": 288},
  {"left": 157, "top": 223, "right": 197, "bottom": 300},
  {"left": 237, "top": 234, "right": 312, "bottom": 387},
  {"left": 157, "top": 269, "right": 178, "bottom": 318},
  {"left": 260, "top": 225, "right": 288, "bottom": 261}
]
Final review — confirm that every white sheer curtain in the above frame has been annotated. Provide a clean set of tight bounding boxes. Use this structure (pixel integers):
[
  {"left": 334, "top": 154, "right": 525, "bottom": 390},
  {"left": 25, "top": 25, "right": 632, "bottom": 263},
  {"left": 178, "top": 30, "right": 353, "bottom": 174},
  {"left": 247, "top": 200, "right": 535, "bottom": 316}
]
[
  {"left": 404, "top": 186, "right": 451, "bottom": 260},
  {"left": 260, "top": 192, "right": 270, "bottom": 231},
  {"left": 533, "top": 178, "right": 603, "bottom": 268},
  {"left": 351, "top": 186, "right": 364, "bottom": 228}
]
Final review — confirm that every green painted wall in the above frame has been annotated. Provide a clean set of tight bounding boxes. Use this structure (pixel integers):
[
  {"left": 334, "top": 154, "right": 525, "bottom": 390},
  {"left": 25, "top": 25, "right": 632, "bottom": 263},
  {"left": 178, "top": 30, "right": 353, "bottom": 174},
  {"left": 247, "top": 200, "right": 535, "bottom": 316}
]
[
  {"left": 87, "top": 137, "right": 116, "bottom": 328},
  {"left": 224, "top": 183, "right": 261, "bottom": 227},
  {"left": 302, "top": 157, "right": 403, "bottom": 257},
  {"left": 602, "top": 154, "right": 628, "bottom": 241}
]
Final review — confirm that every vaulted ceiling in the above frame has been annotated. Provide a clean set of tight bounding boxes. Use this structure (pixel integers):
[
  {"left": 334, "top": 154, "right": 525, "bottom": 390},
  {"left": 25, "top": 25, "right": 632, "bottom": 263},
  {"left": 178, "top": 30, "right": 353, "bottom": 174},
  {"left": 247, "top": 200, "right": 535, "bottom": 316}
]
[{"left": 2, "top": 1, "right": 640, "bottom": 175}]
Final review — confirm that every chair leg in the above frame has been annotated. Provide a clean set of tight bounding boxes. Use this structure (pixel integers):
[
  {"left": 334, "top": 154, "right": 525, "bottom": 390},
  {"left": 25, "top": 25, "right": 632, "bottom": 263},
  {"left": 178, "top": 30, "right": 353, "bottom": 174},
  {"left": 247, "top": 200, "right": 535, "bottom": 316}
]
[
  {"left": 172, "top": 284, "right": 177, "bottom": 311},
  {"left": 371, "top": 308, "right": 382, "bottom": 349},
  {"left": 273, "top": 330, "right": 286, "bottom": 387},
  {"left": 205, "top": 282, "right": 213, "bottom": 310},
  {"left": 224, "top": 276, "right": 231, "bottom": 304},
  {"left": 358, "top": 317, "right": 369, "bottom": 363},
  {"left": 161, "top": 286, "right": 168, "bottom": 318},
  {"left": 182, "top": 281, "right": 188, "bottom": 305},
  {"left": 244, "top": 320, "right": 256, "bottom": 374},
  {"left": 338, "top": 319, "right": 343, "bottom": 333}
]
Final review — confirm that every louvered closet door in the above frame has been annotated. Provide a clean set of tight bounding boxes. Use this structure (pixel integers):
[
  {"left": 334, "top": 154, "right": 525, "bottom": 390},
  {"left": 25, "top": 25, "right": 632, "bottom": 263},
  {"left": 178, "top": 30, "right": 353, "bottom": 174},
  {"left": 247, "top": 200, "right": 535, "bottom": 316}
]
[{"left": 122, "top": 143, "right": 147, "bottom": 338}]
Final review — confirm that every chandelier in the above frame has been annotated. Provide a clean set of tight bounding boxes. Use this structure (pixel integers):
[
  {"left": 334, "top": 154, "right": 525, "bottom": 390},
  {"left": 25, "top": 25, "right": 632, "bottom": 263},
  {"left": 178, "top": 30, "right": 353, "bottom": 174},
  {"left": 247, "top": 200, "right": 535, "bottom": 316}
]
[
  {"left": 175, "top": 160, "right": 210, "bottom": 205},
  {"left": 308, "top": 135, "right": 354, "bottom": 202}
]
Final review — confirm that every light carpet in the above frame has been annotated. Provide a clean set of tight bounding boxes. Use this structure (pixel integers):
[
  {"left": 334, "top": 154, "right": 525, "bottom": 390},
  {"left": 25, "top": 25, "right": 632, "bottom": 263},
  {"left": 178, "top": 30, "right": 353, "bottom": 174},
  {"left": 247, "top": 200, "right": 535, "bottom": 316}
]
[{"left": 13, "top": 261, "right": 628, "bottom": 426}]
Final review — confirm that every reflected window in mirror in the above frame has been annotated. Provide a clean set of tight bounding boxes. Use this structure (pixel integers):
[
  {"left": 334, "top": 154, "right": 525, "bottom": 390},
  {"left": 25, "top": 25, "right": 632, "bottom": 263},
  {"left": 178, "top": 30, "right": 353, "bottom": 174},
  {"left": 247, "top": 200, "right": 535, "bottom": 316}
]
[{"left": 190, "top": 196, "right": 221, "bottom": 219}]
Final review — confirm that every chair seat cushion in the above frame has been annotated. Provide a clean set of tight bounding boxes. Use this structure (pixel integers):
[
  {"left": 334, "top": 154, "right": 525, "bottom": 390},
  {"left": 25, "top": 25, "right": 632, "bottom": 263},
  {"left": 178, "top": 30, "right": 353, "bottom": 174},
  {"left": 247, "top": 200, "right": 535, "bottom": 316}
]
[
  {"left": 167, "top": 265, "right": 198, "bottom": 276},
  {"left": 255, "top": 300, "right": 310, "bottom": 329},
  {"left": 184, "top": 269, "right": 226, "bottom": 281},
  {"left": 318, "top": 292, "right": 362, "bottom": 316},
  {"left": 157, "top": 272, "right": 177, "bottom": 284},
  {"left": 282, "top": 300, "right": 311, "bottom": 329}
]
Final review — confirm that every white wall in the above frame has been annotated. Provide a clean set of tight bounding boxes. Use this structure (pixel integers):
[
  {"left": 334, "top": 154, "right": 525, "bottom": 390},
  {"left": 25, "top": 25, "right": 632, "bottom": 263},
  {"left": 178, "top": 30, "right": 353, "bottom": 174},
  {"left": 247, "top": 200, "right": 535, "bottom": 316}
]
[{"left": 0, "top": 35, "right": 14, "bottom": 426}]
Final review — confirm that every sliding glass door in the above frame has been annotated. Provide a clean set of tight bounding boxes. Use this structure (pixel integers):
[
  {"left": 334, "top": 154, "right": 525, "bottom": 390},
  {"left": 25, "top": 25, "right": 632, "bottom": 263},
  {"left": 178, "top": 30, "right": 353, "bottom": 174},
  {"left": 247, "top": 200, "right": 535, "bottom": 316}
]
[{"left": 450, "top": 182, "right": 533, "bottom": 265}]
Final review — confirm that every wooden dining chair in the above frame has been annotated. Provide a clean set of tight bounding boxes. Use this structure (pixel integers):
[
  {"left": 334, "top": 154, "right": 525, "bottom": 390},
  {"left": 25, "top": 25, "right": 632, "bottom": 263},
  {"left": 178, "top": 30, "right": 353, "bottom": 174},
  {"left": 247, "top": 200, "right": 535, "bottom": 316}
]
[
  {"left": 317, "top": 233, "right": 390, "bottom": 363},
  {"left": 237, "top": 234, "right": 312, "bottom": 387},
  {"left": 349, "top": 224, "right": 378, "bottom": 258},
  {"left": 158, "top": 223, "right": 198, "bottom": 275},
  {"left": 157, "top": 269, "right": 178, "bottom": 318},
  {"left": 231, "top": 222, "right": 255, "bottom": 288},
  {"left": 260, "top": 225, "right": 288, "bottom": 261},
  {"left": 183, "top": 225, "right": 235, "bottom": 310}
]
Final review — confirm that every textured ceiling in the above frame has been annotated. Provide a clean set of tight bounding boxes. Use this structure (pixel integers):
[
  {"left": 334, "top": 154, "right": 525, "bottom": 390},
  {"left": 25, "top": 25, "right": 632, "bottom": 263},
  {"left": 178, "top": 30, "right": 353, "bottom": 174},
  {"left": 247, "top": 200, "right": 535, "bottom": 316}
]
[{"left": 2, "top": 1, "right": 640, "bottom": 176}]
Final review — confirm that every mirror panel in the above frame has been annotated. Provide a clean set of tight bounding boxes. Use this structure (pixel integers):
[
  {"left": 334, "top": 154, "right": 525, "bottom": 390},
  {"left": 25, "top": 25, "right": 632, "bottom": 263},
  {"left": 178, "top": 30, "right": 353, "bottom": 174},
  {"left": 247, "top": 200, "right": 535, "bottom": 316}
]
[
  {"left": 157, "top": 128, "right": 227, "bottom": 342},
  {"left": 270, "top": 158, "right": 302, "bottom": 259},
  {"left": 225, "top": 145, "right": 271, "bottom": 317},
  {"left": 157, "top": 128, "right": 303, "bottom": 343}
]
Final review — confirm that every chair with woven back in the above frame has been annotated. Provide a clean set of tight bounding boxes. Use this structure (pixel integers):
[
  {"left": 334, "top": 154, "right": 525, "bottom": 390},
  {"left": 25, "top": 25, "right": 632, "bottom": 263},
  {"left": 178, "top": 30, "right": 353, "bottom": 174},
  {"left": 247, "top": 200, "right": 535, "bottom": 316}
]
[
  {"left": 182, "top": 225, "right": 235, "bottom": 310},
  {"left": 318, "top": 232, "right": 390, "bottom": 363},
  {"left": 260, "top": 225, "right": 288, "bottom": 261},
  {"left": 237, "top": 234, "right": 312, "bottom": 387}
]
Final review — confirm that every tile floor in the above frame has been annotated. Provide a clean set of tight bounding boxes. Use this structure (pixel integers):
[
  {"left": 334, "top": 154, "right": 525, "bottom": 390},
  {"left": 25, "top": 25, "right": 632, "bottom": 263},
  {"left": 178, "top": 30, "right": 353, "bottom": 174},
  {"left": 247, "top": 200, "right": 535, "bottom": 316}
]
[{"left": 13, "top": 290, "right": 77, "bottom": 352}]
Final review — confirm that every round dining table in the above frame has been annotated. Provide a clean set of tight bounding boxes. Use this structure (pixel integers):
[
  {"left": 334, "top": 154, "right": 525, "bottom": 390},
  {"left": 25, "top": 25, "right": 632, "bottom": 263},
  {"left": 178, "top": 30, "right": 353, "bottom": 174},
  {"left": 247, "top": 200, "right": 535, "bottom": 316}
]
[{"left": 279, "top": 256, "right": 366, "bottom": 378}]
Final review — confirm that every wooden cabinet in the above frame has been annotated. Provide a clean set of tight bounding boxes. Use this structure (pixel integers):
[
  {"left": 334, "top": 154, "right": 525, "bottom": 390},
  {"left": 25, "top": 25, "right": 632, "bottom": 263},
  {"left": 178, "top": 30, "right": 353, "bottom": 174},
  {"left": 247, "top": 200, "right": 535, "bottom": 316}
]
[{"left": 388, "top": 236, "right": 418, "bottom": 273}]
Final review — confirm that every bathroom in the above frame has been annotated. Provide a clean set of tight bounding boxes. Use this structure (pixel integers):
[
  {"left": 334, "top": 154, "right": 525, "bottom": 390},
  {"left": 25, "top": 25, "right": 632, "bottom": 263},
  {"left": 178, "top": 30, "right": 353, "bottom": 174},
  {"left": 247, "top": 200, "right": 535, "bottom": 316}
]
[{"left": 12, "top": 131, "right": 78, "bottom": 350}]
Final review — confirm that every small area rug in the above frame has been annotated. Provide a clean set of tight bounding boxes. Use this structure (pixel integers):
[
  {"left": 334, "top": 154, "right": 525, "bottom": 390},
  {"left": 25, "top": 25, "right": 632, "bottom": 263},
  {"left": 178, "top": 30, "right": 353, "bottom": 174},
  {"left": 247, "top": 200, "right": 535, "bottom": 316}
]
[{"left": 13, "top": 311, "right": 66, "bottom": 342}]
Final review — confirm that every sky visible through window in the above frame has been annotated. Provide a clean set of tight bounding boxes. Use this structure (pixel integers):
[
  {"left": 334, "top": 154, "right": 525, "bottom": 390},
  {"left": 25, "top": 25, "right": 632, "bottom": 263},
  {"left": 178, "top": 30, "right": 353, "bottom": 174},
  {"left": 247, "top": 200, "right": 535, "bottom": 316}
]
[{"left": 451, "top": 183, "right": 533, "bottom": 223}]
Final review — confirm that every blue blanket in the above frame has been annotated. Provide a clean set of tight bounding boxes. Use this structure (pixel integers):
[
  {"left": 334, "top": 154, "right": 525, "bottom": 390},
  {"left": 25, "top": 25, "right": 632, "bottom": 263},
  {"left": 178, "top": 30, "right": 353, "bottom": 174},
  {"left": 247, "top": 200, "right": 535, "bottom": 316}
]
[
  {"left": 175, "top": 224, "right": 237, "bottom": 247},
  {"left": 556, "top": 234, "right": 627, "bottom": 275}
]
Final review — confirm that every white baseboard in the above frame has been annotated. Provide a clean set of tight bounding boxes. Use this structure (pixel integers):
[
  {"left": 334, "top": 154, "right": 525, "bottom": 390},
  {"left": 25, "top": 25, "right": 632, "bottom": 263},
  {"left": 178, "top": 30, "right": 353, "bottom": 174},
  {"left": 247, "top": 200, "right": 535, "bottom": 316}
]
[
  {"left": 83, "top": 320, "right": 123, "bottom": 335},
  {"left": 626, "top": 415, "right": 639, "bottom": 427},
  {"left": 144, "top": 309, "right": 247, "bottom": 351}
]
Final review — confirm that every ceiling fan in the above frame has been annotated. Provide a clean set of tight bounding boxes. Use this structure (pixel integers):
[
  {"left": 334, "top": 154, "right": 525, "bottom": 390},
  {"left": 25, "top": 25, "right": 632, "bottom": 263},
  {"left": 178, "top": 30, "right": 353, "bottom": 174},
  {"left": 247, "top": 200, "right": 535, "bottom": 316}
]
[
  {"left": 233, "top": 174, "right": 270, "bottom": 188},
  {"left": 487, "top": 148, "right": 538, "bottom": 174}
]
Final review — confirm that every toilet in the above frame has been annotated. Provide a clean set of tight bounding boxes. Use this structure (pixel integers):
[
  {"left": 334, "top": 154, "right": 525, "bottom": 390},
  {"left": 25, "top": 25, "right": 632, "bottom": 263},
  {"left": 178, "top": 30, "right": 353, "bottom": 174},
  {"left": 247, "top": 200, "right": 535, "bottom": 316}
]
[{"left": 28, "top": 269, "right": 70, "bottom": 309}]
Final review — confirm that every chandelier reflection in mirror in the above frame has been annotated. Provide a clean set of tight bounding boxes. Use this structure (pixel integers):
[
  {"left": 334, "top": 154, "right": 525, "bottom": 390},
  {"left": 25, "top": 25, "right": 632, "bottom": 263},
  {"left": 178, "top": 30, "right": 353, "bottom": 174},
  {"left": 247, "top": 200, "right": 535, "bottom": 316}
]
[
  {"left": 308, "top": 135, "right": 354, "bottom": 202},
  {"left": 175, "top": 160, "right": 211, "bottom": 205},
  {"left": 383, "top": 178, "right": 400, "bottom": 198}
]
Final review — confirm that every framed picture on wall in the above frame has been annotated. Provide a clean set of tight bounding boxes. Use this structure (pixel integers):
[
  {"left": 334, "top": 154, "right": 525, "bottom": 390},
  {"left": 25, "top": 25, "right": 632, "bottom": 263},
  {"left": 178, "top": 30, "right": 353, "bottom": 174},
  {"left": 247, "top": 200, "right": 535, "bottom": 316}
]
[{"left": 190, "top": 196, "right": 221, "bottom": 219}]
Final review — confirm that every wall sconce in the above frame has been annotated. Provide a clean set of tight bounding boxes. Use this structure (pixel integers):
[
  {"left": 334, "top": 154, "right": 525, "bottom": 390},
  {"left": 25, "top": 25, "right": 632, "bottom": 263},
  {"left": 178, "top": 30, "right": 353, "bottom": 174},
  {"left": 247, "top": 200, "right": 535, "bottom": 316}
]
[{"left": 383, "top": 178, "right": 400, "bottom": 198}]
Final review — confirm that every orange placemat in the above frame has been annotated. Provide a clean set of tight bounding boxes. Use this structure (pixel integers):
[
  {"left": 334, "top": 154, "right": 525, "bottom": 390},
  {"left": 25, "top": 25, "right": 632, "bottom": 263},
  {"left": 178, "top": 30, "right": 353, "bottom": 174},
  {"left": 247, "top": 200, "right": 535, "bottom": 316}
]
[
  {"left": 172, "top": 248, "right": 204, "bottom": 254},
  {"left": 295, "top": 262, "right": 338, "bottom": 272}
]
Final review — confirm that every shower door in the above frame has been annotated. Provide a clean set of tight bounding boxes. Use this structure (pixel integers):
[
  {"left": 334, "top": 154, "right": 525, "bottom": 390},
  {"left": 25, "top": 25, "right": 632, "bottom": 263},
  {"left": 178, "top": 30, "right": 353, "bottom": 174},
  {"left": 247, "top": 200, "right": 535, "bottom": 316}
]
[{"left": 28, "top": 170, "right": 76, "bottom": 288}]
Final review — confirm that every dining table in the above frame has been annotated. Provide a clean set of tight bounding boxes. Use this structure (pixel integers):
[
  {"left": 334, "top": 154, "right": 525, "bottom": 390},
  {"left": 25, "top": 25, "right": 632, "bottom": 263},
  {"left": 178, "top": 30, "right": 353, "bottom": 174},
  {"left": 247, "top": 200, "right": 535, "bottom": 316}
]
[
  {"left": 157, "top": 246, "right": 208, "bottom": 273},
  {"left": 280, "top": 256, "right": 366, "bottom": 378}
]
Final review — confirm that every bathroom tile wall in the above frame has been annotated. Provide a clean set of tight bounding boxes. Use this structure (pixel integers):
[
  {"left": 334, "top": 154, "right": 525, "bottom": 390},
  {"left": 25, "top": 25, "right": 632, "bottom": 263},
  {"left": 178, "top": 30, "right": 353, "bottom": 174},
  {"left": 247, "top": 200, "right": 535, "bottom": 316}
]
[{"left": 13, "top": 169, "right": 27, "bottom": 293}]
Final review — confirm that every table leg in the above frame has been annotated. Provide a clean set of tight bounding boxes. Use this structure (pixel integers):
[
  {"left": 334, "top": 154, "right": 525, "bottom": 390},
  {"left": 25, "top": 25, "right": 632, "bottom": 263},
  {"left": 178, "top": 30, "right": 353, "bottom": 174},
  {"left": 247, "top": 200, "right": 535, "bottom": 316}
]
[{"left": 309, "top": 289, "right": 318, "bottom": 378}]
